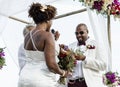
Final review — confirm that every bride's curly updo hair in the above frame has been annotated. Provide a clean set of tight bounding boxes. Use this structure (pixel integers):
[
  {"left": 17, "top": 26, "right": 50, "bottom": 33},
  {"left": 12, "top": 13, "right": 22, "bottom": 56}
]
[{"left": 29, "top": 3, "right": 57, "bottom": 24}]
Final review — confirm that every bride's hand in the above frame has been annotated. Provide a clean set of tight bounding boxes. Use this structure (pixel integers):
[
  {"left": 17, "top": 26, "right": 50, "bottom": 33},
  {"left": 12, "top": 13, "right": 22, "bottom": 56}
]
[
  {"left": 66, "top": 71, "right": 72, "bottom": 77},
  {"left": 60, "top": 48, "right": 67, "bottom": 54},
  {"left": 54, "top": 31, "right": 60, "bottom": 41},
  {"left": 61, "top": 70, "right": 72, "bottom": 78}
]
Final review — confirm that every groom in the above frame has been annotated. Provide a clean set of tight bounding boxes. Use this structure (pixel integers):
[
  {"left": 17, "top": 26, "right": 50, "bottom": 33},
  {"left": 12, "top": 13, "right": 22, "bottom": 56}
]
[{"left": 67, "top": 23, "right": 107, "bottom": 87}]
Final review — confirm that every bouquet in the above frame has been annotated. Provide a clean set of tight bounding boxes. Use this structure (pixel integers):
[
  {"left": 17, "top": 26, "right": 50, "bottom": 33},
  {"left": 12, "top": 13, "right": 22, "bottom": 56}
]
[
  {"left": 103, "top": 71, "right": 120, "bottom": 87},
  {"left": 57, "top": 44, "right": 82, "bottom": 85},
  {"left": 0, "top": 47, "right": 6, "bottom": 69}
]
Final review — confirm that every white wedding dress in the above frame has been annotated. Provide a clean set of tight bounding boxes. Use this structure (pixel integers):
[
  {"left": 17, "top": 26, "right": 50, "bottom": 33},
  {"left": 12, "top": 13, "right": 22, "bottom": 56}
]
[
  {"left": 18, "top": 31, "right": 62, "bottom": 87},
  {"left": 18, "top": 50, "right": 59, "bottom": 87}
]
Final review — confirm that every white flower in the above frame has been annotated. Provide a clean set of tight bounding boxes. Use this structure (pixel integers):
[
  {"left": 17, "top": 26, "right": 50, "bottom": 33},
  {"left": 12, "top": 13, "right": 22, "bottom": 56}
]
[
  {"left": 79, "top": 45, "right": 87, "bottom": 53},
  {"left": 40, "top": 4, "right": 47, "bottom": 12}
]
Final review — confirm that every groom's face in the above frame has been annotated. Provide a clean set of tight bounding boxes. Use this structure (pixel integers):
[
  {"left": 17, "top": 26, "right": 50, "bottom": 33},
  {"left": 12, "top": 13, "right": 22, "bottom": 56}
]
[{"left": 75, "top": 25, "right": 88, "bottom": 42}]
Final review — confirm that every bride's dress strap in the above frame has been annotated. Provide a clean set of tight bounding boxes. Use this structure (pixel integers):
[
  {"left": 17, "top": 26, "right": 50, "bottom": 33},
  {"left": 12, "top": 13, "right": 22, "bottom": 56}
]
[{"left": 30, "top": 30, "right": 39, "bottom": 51}]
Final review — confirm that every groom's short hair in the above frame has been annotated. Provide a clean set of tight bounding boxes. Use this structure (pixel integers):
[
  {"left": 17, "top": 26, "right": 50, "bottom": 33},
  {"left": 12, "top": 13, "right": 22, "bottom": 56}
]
[{"left": 76, "top": 23, "right": 89, "bottom": 33}]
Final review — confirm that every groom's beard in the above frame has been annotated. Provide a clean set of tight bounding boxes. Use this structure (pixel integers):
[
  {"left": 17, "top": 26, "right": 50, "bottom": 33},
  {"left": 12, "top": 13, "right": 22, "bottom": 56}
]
[
  {"left": 77, "top": 37, "right": 83, "bottom": 43},
  {"left": 78, "top": 39, "right": 86, "bottom": 46},
  {"left": 77, "top": 37, "right": 85, "bottom": 45}
]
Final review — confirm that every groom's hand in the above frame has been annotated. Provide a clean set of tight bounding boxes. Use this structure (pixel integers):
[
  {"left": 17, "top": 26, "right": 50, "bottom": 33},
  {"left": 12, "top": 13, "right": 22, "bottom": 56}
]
[
  {"left": 75, "top": 54, "right": 86, "bottom": 61},
  {"left": 61, "top": 71, "right": 72, "bottom": 78}
]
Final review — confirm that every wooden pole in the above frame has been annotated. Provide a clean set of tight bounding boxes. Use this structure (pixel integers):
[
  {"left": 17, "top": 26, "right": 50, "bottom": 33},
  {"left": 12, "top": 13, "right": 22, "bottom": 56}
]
[
  {"left": 107, "top": 14, "right": 112, "bottom": 71},
  {"left": 9, "top": 16, "right": 31, "bottom": 24},
  {"left": 8, "top": 8, "right": 87, "bottom": 24},
  {"left": 54, "top": 8, "right": 87, "bottom": 19},
  {"left": 107, "top": 15, "right": 111, "bottom": 50}
]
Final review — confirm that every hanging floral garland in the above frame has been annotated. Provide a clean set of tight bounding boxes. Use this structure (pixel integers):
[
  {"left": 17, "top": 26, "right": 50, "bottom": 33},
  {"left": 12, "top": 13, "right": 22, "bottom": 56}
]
[
  {"left": 76, "top": 0, "right": 120, "bottom": 19},
  {"left": 0, "top": 47, "right": 6, "bottom": 69},
  {"left": 108, "top": 0, "right": 120, "bottom": 18}
]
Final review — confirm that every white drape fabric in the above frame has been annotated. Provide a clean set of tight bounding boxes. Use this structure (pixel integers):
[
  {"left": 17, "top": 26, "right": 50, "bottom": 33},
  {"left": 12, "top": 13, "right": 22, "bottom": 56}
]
[{"left": 87, "top": 7, "right": 111, "bottom": 71}]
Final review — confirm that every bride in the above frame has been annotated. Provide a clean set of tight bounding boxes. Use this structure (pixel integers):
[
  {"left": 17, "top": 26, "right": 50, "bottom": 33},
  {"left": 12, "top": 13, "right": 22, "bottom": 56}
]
[{"left": 18, "top": 2, "right": 70, "bottom": 87}]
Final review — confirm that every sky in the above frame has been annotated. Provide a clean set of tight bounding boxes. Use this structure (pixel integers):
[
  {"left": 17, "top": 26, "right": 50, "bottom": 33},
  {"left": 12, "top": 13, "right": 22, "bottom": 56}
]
[{"left": 0, "top": 0, "right": 120, "bottom": 87}]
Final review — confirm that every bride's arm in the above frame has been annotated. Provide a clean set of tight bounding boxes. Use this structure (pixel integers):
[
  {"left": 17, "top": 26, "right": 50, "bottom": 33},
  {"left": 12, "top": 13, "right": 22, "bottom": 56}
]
[{"left": 44, "top": 32, "right": 68, "bottom": 77}]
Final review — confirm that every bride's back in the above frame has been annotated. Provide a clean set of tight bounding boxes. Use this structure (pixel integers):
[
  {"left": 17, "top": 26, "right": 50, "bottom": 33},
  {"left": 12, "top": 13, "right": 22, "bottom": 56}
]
[{"left": 24, "top": 29, "right": 50, "bottom": 51}]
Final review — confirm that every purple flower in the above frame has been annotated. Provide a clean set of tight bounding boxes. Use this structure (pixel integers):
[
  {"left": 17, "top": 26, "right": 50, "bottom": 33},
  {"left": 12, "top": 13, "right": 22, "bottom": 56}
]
[
  {"left": 114, "top": 0, "right": 120, "bottom": 5},
  {"left": 106, "top": 72, "right": 116, "bottom": 83},
  {"left": 64, "top": 45, "right": 69, "bottom": 50},
  {"left": 0, "top": 52, "right": 5, "bottom": 57},
  {"left": 0, "top": 47, "right": 6, "bottom": 69},
  {"left": 92, "top": 1, "right": 104, "bottom": 11}
]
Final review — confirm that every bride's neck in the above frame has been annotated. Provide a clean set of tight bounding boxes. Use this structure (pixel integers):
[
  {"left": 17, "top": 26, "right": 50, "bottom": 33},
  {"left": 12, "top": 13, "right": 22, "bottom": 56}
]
[{"left": 36, "top": 23, "right": 48, "bottom": 31}]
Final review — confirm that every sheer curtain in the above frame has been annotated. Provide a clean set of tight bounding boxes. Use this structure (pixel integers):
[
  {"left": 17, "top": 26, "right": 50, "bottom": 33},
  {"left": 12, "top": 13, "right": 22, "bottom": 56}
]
[{"left": 87, "top": 7, "right": 111, "bottom": 72}]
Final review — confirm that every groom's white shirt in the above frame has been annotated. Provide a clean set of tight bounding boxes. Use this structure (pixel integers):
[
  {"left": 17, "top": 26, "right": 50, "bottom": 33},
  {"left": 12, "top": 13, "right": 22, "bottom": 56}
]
[{"left": 68, "top": 38, "right": 107, "bottom": 87}]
